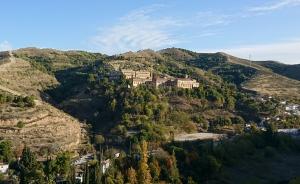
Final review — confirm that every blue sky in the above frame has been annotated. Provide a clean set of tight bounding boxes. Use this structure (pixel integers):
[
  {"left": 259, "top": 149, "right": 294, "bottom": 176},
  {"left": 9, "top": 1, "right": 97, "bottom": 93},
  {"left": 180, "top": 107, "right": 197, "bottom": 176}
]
[{"left": 1, "top": 0, "right": 300, "bottom": 64}]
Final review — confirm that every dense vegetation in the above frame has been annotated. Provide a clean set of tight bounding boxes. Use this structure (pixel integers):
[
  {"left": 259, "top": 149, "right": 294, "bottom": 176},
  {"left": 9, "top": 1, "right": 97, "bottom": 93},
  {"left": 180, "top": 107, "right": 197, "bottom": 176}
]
[
  {"left": 1, "top": 48, "right": 299, "bottom": 183},
  {"left": 2, "top": 129, "right": 300, "bottom": 183},
  {"left": 168, "top": 127, "right": 300, "bottom": 183},
  {"left": 14, "top": 48, "right": 105, "bottom": 73}
]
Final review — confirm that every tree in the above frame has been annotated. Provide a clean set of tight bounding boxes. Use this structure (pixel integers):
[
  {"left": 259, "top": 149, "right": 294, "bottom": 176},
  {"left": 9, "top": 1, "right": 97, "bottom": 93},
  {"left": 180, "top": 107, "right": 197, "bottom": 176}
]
[
  {"left": 127, "top": 167, "right": 137, "bottom": 184},
  {"left": 167, "top": 151, "right": 181, "bottom": 184},
  {"left": 83, "top": 163, "right": 90, "bottom": 184},
  {"left": 110, "top": 99, "right": 117, "bottom": 112},
  {"left": 138, "top": 141, "right": 152, "bottom": 184},
  {"left": 55, "top": 152, "right": 71, "bottom": 178},
  {"left": 225, "top": 96, "right": 235, "bottom": 110},
  {"left": 0, "top": 140, "right": 13, "bottom": 162},
  {"left": 94, "top": 162, "right": 102, "bottom": 184},
  {"left": 94, "top": 134, "right": 105, "bottom": 145},
  {"left": 19, "top": 147, "right": 45, "bottom": 184},
  {"left": 24, "top": 95, "right": 35, "bottom": 107},
  {"left": 115, "top": 171, "right": 124, "bottom": 184},
  {"left": 44, "top": 158, "right": 57, "bottom": 184},
  {"left": 149, "top": 158, "right": 161, "bottom": 182},
  {"left": 104, "top": 175, "right": 114, "bottom": 184}
]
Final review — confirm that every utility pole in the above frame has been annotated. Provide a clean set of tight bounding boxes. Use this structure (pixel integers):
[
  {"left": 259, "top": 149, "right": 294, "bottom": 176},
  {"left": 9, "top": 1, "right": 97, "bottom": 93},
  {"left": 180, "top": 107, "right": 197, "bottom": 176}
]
[{"left": 249, "top": 54, "right": 252, "bottom": 67}]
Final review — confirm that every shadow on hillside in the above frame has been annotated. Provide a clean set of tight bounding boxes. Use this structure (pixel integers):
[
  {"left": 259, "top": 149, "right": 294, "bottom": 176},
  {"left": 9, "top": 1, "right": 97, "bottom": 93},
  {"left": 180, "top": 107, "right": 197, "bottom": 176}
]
[{"left": 41, "top": 66, "right": 117, "bottom": 133}]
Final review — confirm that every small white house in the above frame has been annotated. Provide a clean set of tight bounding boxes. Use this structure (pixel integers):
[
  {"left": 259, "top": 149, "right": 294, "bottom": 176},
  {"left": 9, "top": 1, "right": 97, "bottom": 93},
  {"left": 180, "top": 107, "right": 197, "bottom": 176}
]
[
  {"left": 286, "top": 104, "right": 299, "bottom": 111},
  {"left": 114, "top": 152, "right": 120, "bottom": 158},
  {"left": 101, "top": 159, "right": 111, "bottom": 173},
  {"left": 245, "top": 124, "right": 251, "bottom": 128},
  {"left": 75, "top": 175, "right": 83, "bottom": 183},
  {"left": 0, "top": 163, "right": 9, "bottom": 174}
]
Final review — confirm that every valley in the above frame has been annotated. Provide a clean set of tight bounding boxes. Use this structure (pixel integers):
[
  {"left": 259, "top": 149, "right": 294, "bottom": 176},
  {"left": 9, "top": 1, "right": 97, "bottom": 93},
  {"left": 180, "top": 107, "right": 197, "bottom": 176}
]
[{"left": 0, "top": 48, "right": 299, "bottom": 183}]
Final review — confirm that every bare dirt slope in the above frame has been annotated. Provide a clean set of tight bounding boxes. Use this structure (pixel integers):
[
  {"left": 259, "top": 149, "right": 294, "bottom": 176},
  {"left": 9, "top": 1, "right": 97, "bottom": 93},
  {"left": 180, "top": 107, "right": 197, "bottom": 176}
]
[
  {"left": 243, "top": 71, "right": 300, "bottom": 99},
  {"left": 220, "top": 52, "right": 300, "bottom": 99},
  {"left": 0, "top": 53, "right": 86, "bottom": 158},
  {"left": 0, "top": 101, "right": 83, "bottom": 158},
  {"left": 0, "top": 52, "right": 58, "bottom": 99}
]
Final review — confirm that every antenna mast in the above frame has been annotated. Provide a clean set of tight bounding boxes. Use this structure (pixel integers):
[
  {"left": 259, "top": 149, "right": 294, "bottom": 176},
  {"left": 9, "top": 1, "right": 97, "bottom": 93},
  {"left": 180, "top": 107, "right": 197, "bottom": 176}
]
[{"left": 249, "top": 54, "right": 252, "bottom": 67}]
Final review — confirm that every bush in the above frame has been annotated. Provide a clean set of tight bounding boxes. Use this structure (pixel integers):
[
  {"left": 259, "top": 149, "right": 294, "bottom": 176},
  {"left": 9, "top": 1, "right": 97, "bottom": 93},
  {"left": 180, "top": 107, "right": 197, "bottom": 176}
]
[
  {"left": 17, "top": 121, "right": 25, "bottom": 128},
  {"left": 13, "top": 95, "right": 35, "bottom": 107}
]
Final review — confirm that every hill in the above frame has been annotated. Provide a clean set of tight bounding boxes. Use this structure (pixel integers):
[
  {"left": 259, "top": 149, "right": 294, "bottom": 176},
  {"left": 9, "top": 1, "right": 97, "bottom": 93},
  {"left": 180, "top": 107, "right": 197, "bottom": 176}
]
[
  {"left": 1, "top": 47, "right": 299, "bottom": 155},
  {"left": 1, "top": 47, "right": 300, "bottom": 183},
  {"left": 159, "top": 48, "right": 300, "bottom": 99},
  {"left": 255, "top": 60, "right": 300, "bottom": 81},
  {"left": 0, "top": 51, "right": 87, "bottom": 159}
]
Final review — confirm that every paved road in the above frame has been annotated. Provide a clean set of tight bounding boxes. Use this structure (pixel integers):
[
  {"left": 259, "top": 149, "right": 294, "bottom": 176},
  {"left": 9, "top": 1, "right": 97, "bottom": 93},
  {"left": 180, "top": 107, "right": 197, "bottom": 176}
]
[{"left": 174, "top": 133, "right": 226, "bottom": 142}]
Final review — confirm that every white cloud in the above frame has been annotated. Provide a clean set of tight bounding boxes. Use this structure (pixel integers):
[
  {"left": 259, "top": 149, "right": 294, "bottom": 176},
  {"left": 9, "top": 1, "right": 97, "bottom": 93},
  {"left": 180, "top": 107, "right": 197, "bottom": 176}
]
[
  {"left": 0, "top": 41, "right": 12, "bottom": 51},
  {"left": 89, "top": 5, "right": 229, "bottom": 54},
  {"left": 201, "top": 40, "right": 300, "bottom": 64},
  {"left": 90, "top": 5, "right": 182, "bottom": 54},
  {"left": 249, "top": 0, "right": 300, "bottom": 12}
]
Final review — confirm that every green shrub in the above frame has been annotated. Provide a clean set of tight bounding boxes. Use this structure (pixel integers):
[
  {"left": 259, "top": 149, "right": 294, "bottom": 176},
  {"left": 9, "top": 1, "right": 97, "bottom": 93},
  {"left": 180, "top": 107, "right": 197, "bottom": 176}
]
[{"left": 17, "top": 121, "right": 25, "bottom": 128}]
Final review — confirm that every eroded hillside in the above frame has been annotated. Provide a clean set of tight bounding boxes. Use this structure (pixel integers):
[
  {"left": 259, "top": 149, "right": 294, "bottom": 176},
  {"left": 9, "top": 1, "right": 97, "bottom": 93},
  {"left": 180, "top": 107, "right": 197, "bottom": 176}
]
[{"left": 0, "top": 52, "right": 86, "bottom": 158}]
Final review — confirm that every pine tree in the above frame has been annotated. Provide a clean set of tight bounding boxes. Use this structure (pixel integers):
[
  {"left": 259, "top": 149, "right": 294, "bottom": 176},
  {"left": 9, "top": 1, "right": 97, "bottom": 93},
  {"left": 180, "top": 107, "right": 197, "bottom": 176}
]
[
  {"left": 168, "top": 151, "right": 181, "bottom": 184},
  {"left": 44, "top": 158, "right": 57, "bottom": 184},
  {"left": 94, "top": 162, "right": 102, "bottom": 184},
  {"left": 127, "top": 167, "right": 137, "bottom": 184},
  {"left": 115, "top": 171, "right": 124, "bottom": 184},
  {"left": 19, "top": 147, "right": 45, "bottom": 184},
  {"left": 68, "top": 166, "right": 76, "bottom": 184},
  {"left": 149, "top": 158, "right": 161, "bottom": 183},
  {"left": 83, "top": 163, "right": 90, "bottom": 184},
  {"left": 138, "top": 140, "right": 152, "bottom": 184}
]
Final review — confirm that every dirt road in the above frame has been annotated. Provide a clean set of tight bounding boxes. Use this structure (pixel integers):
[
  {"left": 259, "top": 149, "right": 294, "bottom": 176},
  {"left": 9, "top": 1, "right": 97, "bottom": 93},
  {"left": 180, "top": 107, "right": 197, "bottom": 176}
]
[{"left": 174, "top": 132, "right": 226, "bottom": 141}]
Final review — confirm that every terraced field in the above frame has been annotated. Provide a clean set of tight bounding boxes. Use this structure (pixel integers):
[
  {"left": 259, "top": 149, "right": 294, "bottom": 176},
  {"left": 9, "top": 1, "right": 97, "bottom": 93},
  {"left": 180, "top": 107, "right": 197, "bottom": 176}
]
[{"left": 0, "top": 53, "right": 86, "bottom": 159}]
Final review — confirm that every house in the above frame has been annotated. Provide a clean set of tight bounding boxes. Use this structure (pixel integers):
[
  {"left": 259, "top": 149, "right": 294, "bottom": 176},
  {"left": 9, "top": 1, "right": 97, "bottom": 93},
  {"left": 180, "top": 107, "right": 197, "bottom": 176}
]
[
  {"left": 121, "top": 69, "right": 135, "bottom": 79},
  {"left": 121, "top": 69, "right": 152, "bottom": 80},
  {"left": 114, "top": 152, "right": 120, "bottom": 158},
  {"left": 285, "top": 104, "right": 299, "bottom": 112},
  {"left": 75, "top": 169, "right": 84, "bottom": 183},
  {"left": 101, "top": 159, "right": 111, "bottom": 174},
  {"left": 278, "top": 129, "right": 300, "bottom": 136},
  {"left": 280, "top": 101, "right": 287, "bottom": 105},
  {"left": 135, "top": 70, "right": 152, "bottom": 79},
  {"left": 0, "top": 163, "right": 9, "bottom": 174},
  {"left": 132, "top": 78, "right": 151, "bottom": 87},
  {"left": 152, "top": 77, "right": 171, "bottom": 88},
  {"left": 121, "top": 69, "right": 200, "bottom": 89},
  {"left": 174, "top": 78, "right": 200, "bottom": 89}
]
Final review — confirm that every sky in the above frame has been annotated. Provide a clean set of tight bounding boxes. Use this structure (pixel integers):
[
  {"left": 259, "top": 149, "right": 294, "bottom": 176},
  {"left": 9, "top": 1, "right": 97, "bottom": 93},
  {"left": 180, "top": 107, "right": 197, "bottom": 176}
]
[{"left": 1, "top": 0, "right": 300, "bottom": 64}]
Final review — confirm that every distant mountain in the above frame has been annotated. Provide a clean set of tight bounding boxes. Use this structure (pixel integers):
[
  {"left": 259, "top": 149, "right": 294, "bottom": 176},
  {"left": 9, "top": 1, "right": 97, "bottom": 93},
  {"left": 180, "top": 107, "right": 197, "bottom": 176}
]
[
  {"left": 156, "top": 48, "right": 300, "bottom": 99},
  {"left": 255, "top": 60, "right": 300, "bottom": 81}
]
